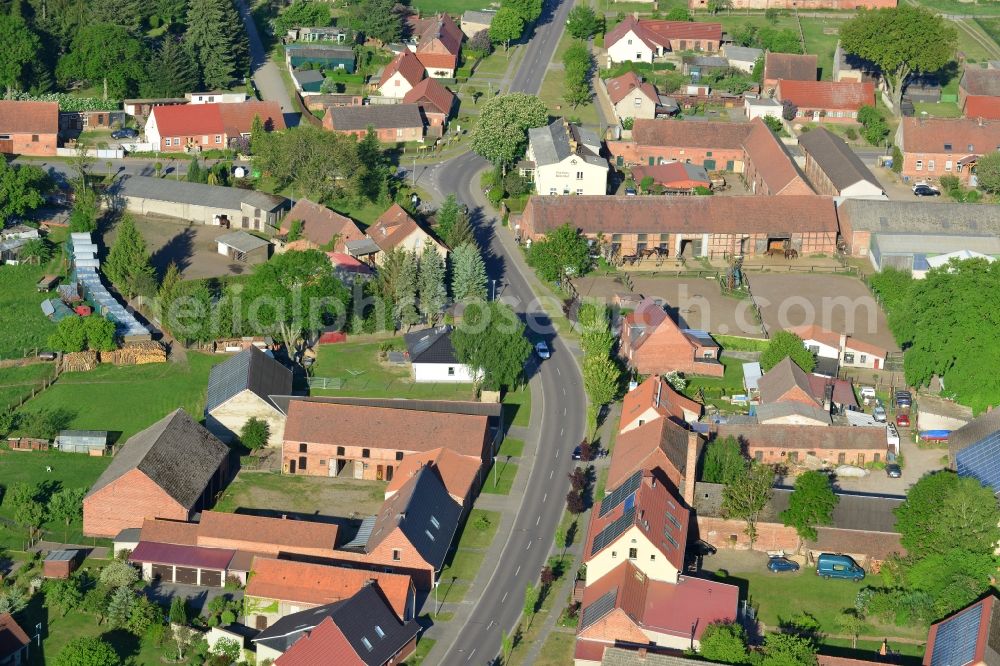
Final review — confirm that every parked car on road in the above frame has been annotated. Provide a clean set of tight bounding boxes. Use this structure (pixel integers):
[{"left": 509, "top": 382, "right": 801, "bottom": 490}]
[
  {"left": 535, "top": 341, "right": 550, "bottom": 360},
  {"left": 886, "top": 463, "right": 902, "bottom": 478},
  {"left": 111, "top": 128, "right": 139, "bottom": 139},
  {"left": 816, "top": 553, "right": 865, "bottom": 581},
  {"left": 912, "top": 184, "right": 940, "bottom": 197},
  {"left": 572, "top": 445, "right": 582, "bottom": 460},
  {"left": 767, "top": 557, "right": 800, "bottom": 573}
]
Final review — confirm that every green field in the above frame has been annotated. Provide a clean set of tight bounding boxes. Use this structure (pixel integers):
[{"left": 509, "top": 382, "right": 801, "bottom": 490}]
[
  {"left": 683, "top": 355, "right": 747, "bottom": 410},
  {"left": 913, "top": 101, "right": 962, "bottom": 118},
  {"left": 0, "top": 363, "right": 57, "bottom": 411},
  {"left": 920, "top": 0, "right": 1000, "bottom": 16},
  {"left": 310, "top": 340, "right": 477, "bottom": 400},
  {"left": 0, "top": 449, "right": 112, "bottom": 549},
  {"left": 498, "top": 437, "right": 524, "bottom": 457},
  {"left": 711, "top": 15, "right": 847, "bottom": 81},
  {"left": 0, "top": 260, "right": 65, "bottom": 360},
  {"left": 21, "top": 352, "right": 226, "bottom": 442}
]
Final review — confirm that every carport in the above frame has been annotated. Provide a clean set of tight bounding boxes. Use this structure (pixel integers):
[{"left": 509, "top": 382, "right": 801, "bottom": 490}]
[{"left": 130, "top": 541, "right": 235, "bottom": 588}]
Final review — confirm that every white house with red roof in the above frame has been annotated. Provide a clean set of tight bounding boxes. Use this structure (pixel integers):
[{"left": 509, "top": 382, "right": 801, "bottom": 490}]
[
  {"left": 605, "top": 17, "right": 722, "bottom": 64},
  {"left": 787, "top": 324, "right": 888, "bottom": 370},
  {"left": 406, "top": 13, "right": 463, "bottom": 78},
  {"left": 377, "top": 50, "right": 426, "bottom": 99},
  {"left": 605, "top": 71, "right": 660, "bottom": 123},
  {"left": 144, "top": 101, "right": 285, "bottom": 152}
]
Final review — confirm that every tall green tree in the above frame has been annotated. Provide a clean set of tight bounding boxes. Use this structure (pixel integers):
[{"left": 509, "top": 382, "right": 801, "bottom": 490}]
[
  {"left": 0, "top": 160, "right": 49, "bottom": 220},
  {"left": 840, "top": 6, "right": 956, "bottom": 115},
  {"left": 721, "top": 461, "right": 774, "bottom": 547},
  {"left": 780, "top": 471, "right": 838, "bottom": 540},
  {"left": 566, "top": 5, "right": 602, "bottom": 39},
  {"left": 83, "top": 316, "right": 118, "bottom": 351},
  {"left": 702, "top": 435, "right": 747, "bottom": 485},
  {"left": 274, "top": 0, "right": 331, "bottom": 35},
  {"left": 239, "top": 249, "right": 350, "bottom": 345},
  {"left": 355, "top": 129, "right": 389, "bottom": 202},
  {"left": 45, "top": 577, "right": 85, "bottom": 617},
  {"left": 527, "top": 223, "right": 591, "bottom": 283},
  {"left": 760, "top": 330, "right": 816, "bottom": 372},
  {"left": 699, "top": 621, "right": 750, "bottom": 664},
  {"left": 582, "top": 354, "right": 621, "bottom": 407},
  {"left": 240, "top": 417, "right": 270, "bottom": 450},
  {"left": 69, "top": 185, "right": 99, "bottom": 233},
  {"left": 106, "top": 586, "right": 136, "bottom": 629},
  {"left": 48, "top": 316, "right": 88, "bottom": 352},
  {"left": 90, "top": 0, "right": 144, "bottom": 33},
  {"left": 252, "top": 125, "right": 365, "bottom": 202},
  {"left": 503, "top": 0, "right": 542, "bottom": 24},
  {"left": 436, "top": 194, "right": 476, "bottom": 249},
  {"left": 147, "top": 38, "right": 200, "bottom": 97},
  {"left": 351, "top": 0, "right": 402, "bottom": 44},
  {"left": 451, "top": 243, "right": 488, "bottom": 301},
  {"left": 760, "top": 632, "right": 817, "bottom": 666},
  {"left": 56, "top": 23, "right": 148, "bottom": 99},
  {"left": 489, "top": 7, "right": 524, "bottom": 50},
  {"left": 0, "top": 14, "right": 41, "bottom": 93},
  {"left": 471, "top": 93, "right": 548, "bottom": 166},
  {"left": 418, "top": 241, "right": 446, "bottom": 325},
  {"left": 52, "top": 636, "right": 123, "bottom": 666},
  {"left": 104, "top": 215, "right": 156, "bottom": 299},
  {"left": 563, "top": 41, "right": 593, "bottom": 108},
  {"left": 49, "top": 488, "right": 86, "bottom": 542},
  {"left": 394, "top": 250, "right": 420, "bottom": 329},
  {"left": 451, "top": 299, "right": 532, "bottom": 389},
  {"left": 975, "top": 151, "right": 1000, "bottom": 194},
  {"left": 185, "top": 0, "right": 249, "bottom": 89}
]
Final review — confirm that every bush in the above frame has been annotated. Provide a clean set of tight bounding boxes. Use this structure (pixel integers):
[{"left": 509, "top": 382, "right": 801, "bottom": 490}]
[{"left": 844, "top": 127, "right": 858, "bottom": 141}]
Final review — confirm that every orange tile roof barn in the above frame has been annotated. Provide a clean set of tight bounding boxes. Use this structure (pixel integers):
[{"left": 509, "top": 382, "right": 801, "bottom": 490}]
[
  {"left": 964, "top": 96, "right": 1000, "bottom": 120},
  {"left": 280, "top": 198, "right": 365, "bottom": 251},
  {"left": 632, "top": 118, "right": 751, "bottom": 149},
  {"left": 606, "top": 71, "right": 659, "bottom": 105},
  {"left": 764, "top": 52, "right": 818, "bottom": 83},
  {"left": 385, "top": 447, "right": 482, "bottom": 504},
  {"left": 402, "top": 77, "right": 456, "bottom": 116},
  {"left": 152, "top": 101, "right": 284, "bottom": 137},
  {"left": 0, "top": 100, "right": 59, "bottom": 134},
  {"left": 776, "top": 80, "right": 875, "bottom": 112}
]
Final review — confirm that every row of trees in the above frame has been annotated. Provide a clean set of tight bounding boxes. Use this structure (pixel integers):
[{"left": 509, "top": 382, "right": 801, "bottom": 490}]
[
  {"left": 562, "top": 41, "right": 593, "bottom": 109},
  {"left": 577, "top": 302, "right": 622, "bottom": 435},
  {"left": 489, "top": 0, "right": 543, "bottom": 50}
]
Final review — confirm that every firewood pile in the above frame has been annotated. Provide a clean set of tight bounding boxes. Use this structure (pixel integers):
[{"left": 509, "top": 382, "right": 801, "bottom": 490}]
[
  {"left": 62, "top": 351, "right": 99, "bottom": 372},
  {"left": 103, "top": 341, "right": 167, "bottom": 366}
]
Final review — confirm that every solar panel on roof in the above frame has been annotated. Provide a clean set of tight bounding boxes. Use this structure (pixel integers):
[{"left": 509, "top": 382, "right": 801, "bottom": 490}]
[
  {"left": 623, "top": 493, "right": 636, "bottom": 512},
  {"left": 580, "top": 588, "right": 618, "bottom": 630},
  {"left": 930, "top": 602, "right": 984, "bottom": 666},
  {"left": 599, "top": 471, "right": 643, "bottom": 518},
  {"left": 591, "top": 507, "right": 636, "bottom": 555},
  {"left": 956, "top": 432, "right": 1000, "bottom": 494}
]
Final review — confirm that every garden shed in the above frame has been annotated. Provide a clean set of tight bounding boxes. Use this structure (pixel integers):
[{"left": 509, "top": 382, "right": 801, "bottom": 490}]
[
  {"left": 55, "top": 430, "right": 109, "bottom": 454},
  {"left": 216, "top": 231, "right": 270, "bottom": 265},
  {"left": 43, "top": 549, "right": 81, "bottom": 579}
]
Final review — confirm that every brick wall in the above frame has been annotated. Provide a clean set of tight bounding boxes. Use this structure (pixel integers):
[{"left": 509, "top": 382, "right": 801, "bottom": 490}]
[
  {"left": 802, "top": 155, "right": 839, "bottom": 197},
  {"left": 83, "top": 469, "right": 188, "bottom": 538},
  {"left": 5, "top": 132, "right": 58, "bottom": 157},
  {"left": 696, "top": 516, "right": 801, "bottom": 553},
  {"left": 325, "top": 529, "right": 437, "bottom": 590},
  {"left": 607, "top": 142, "right": 745, "bottom": 172},
  {"left": 749, "top": 445, "right": 888, "bottom": 467},
  {"left": 630, "top": 332, "right": 726, "bottom": 378}
]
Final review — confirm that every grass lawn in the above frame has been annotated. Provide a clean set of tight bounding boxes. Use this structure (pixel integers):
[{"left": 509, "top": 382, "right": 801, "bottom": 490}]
[
  {"left": 437, "top": 510, "right": 501, "bottom": 605},
  {"left": 0, "top": 363, "right": 56, "bottom": 411},
  {"left": 715, "top": 334, "right": 768, "bottom": 352},
  {"left": 481, "top": 460, "right": 518, "bottom": 495},
  {"left": 924, "top": 0, "right": 1000, "bottom": 17},
  {"left": 535, "top": 630, "right": 577, "bottom": 666},
  {"left": 458, "top": 509, "right": 502, "bottom": 549},
  {"left": 716, "top": 568, "right": 929, "bottom": 643},
  {"left": 822, "top": 637, "right": 926, "bottom": 661},
  {"left": 537, "top": 31, "right": 602, "bottom": 128},
  {"left": 401, "top": 637, "right": 436, "bottom": 666},
  {"left": 0, "top": 449, "right": 112, "bottom": 549},
  {"left": 711, "top": 15, "right": 846, "bottom": 81},
  {"left": 913, "top": 101, "right": 962, "bottom": 118},
  {"left": 503, "top": 385, "right": 532, "bottom": 428},
  {"left": 215, "top": 471, "right": 387, "bottom": 518},
  {"left": 310, "top": 340, "right": 477, "bottom": 400},
  {"left": 952, "top": 19, "right": 1000, "bottom": 64},
  {"left": 472, "top": 50, "right": 513, "bottom": 78},
  {"left": 22, "top": 352, "right": 227, "bottom": 442},
  {"left": 498, "top": 437, "right": 524, "bottom": 458},
  {"left": 684, "top": 355, "right": 745, "bottom": 397},
  {"left": 0, "top": 257, "right": 67, "bottom": 359}
]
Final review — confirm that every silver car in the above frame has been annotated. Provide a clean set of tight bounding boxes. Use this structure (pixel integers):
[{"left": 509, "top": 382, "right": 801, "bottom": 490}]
[{"left": 535, "top": 342, "right": 550, "bottom": 359}]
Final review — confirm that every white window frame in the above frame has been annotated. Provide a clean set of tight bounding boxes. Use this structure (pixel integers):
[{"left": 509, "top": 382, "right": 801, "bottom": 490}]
[{"left": 915, "top": 160, "right": 923, "bottom": 171}]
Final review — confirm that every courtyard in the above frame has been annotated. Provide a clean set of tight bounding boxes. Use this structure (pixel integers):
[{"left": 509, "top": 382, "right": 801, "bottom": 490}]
[{"left": 214, "top": 470, "right": 387, "bottom": 521}]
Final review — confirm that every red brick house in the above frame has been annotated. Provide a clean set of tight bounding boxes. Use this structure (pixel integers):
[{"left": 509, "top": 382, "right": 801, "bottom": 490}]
[
  {"left": 144, "top": 101, "right": 285, "bottom": 152},
  {"left": 713, "top": 423, "right": 890, "bottom": 467},
  {"left": 894, "top": 116, "right": 1000, "bottom": 185},
  {"left": 959, "top": 67, "right": 1000, "bottom": 120},
  {"left": 376, "top": 50, "right": 426, "bottom": 99},
  {"left": 763, "top": 52, "right": 818, "bottom": 91},
  {"left": 384, "top": 446, "right": 482, "bottom": 509},
  {"left": 620, "top": 298, "right": 723, "bottom": 377},
  {"left": 281, "top": 399, "right": 490, "bottom": 480},
  {"left": 322, "top": 104, "right": 424, "bottom": 143},
  {"left": 279, "top": 198, "right": 366, "bottom": 252},
  {"left": 606, "top": 417, "right": 703, "bottom": 505},
  {"left": 742, "top": 119, "right": 814, "bottom": 195},
  {"left": 0, "top": 100, "right": 58, "bottom": 156},
  {"left": 619, "top": 375, "right": 703, "bottom": 433},
  {"left": 406, "top": 14, "right": 464, "bottom": 78},
  {"left": 575, "top": 561, "right": 739, "bottom": 663},
  {"left": 83, "top": 410, "right": 230, "bottom": 538},
  {"left": 366, "top": 203, "right": 449, "bottom": 262},
  {"left": 0, "top": 612, "right": 30, "bottom": 666},
  {"left": 776, "top": 80, "right": 876, "bottom": 123},
  {"left": 757, "top": 357, "right": 858, "bottom": 417},
  {"left": 605, "top": 17, "right": 722, "bottom": 64},
  {"left": 260, "top": 586, "right": 420, "bottom": 666},
  {"left": 403, "top": 77, "right": 456, "bottom": 136}
]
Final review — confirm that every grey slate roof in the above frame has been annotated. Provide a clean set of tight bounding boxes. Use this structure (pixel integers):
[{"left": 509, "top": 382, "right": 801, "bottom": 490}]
[
  {"left": 695, "top": 482, "right": 903, "bottom": 533},
  {"left": 327, "top": 104, "right": 423, "bottom": 131},
  {"left": 838, "top": 199, "right": 1000, "bottom": 236},
  {"left": 357, "top": 466, "right": 462, "bottom": 570},
  {"left": 205, "top": 346, "right": 293, "bottom": 413},
  {"left": 114, "top": 175, "right": 287, "bottom": 212},
  {"left": 873, "top": 233, "right": 1000, "bottom": 256},
  {"left": 723, "top": 46, "right": 763, "bottom": 63},
  {"left": 461, "top": 9, "right": 495, "bottom": 25},
  {"left": 403, "top": 326, "right": 459, "bottom": 364},
  {"left": 292, "top": 68, "right": 325, "bottom": 85},
  {"left": 85, "top": 409, "right": 229, "bottom": 509},
  {"left": 755, "top": 400, "right": 831, "bottom": 425},
  {"left": 215, "top": 231, "right": 270, "bottom": 254},
  {"left": 528, "top": 118, "right": 606, "bottom": 168},
  {"left": 799, "top": 128, "right": 882, "bottom": 192}
]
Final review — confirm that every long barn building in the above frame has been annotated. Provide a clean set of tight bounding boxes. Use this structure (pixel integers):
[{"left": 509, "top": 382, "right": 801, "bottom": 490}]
[{"left": 516, "top": 195, "right": 839, "bottom": 259}]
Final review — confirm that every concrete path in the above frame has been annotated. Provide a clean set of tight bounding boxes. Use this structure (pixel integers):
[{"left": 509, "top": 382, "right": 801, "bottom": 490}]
[{"left": 234, "top": 0, "right": 300, "bottom": 127}]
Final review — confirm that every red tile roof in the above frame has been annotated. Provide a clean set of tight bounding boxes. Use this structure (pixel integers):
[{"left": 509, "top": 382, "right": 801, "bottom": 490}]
[
  {"left": 521, "top": 195, "right": 839, "bottom": 236},
  {"left": 742, "top": 118, "right": 812, "bottom": 194},
  {"left": 283, "top": 400, "right": 489, "bottom": 458},
  {"left": 642, "top": 19, "right": 721, "bottom": 42},
  {"left": 965, "top": 96, "right": 1000, "bottom": 120},
  {"left": 368, "top": 203, "right": 424, "bottom": 252},
  {"left": 585, "top": 467, "right": 689, "bottom": 570},
  {"left": 152, "top": 101, "right": 284, "bottom": 137},
  {"left": 416, "top": 52, "right": 459, "bottom": 71},
  {"left": 764, "top": 52, "right": 818, "bottom": 82},
  {"left": 0, "top": 612, "right": 30, "bottom": 658},
  {"left": 777, "top": 80, "right": 875, "bottom": 111},
  {"left": 198, "top": 511, "right": 340, "bottom": 551},
  {"left": 275, "top": 617, "right": 364, "bottom": 666},
  {"left": 130, "top": 540, "right": 236, "bottom": 569},
  {"left": 403, "top": 77, "right": 456, "bottom": 116},
  {"left": 246, "top": 557, "right": 413, "bottom": 620},
  {"left": 619, "top": 375, "right": 703, "bottom": 431},
  {"left": 714, "top": 423, "right": 886, "bottom": 452},
  {"left": 385, "top": 447, "right": 481, "bottom": 504},
  {"left": 281, "top": 198, "right": 365, "bottom": 250},
  {"left": 630, "top": 163, "right": 710, "bottom": 189},
  {"left": 607, "top": 418, "right": 698, "bottom": 491},
  {"left": 0, "top": 100, "right": 58, "bottom": 134},
  {"left": 899, "top": 116, "right": 1000, "bottom": 154},
  {"left": 632, "top": 118, "right": 751, "bottom": 149},
  {"left": 140, "top": 518, "right": 200, "bottom": 546},
  {"left": 379, "top": 50, "right": 426, "bottom": 88},
  {"left": 788, "top": 324, "right": 887, "bottom": 358},
  {"left": 606, "top": 71, "right": 659, "bottom": 106},
  {"left": 409, "top": 14, "right": 463, "bottom": 56}
]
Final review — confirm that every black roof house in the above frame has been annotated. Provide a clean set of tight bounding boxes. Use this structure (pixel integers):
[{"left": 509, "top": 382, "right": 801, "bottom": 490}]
[
  {"left": 403, "top": 325, "right": 460, "bottom": 365},
  {"left": 205, "top": 346, "right": 293, "bottom": 414}
]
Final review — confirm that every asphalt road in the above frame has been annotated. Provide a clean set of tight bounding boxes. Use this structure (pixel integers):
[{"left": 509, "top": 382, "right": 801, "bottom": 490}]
[
  {"left": 432, "top": 0, "right": 589, "bottom": 663},
  {"left": 234, "top": 0, "right": 300, "bottom": 127}
]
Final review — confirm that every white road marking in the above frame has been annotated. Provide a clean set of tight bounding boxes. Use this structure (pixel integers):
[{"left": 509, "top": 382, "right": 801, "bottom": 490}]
[
  {"left": 549, "top": 470, "right": 554, "bottom": 479},
  {"left": 562, "top": 388, "right": 566, "bottom": 395},
  {"left": 526, "top": 541, "right": 532, "bottom": 550},
  {"left": 542, "top": 493, "right": 547, "bottom": 503},
  {"left": 560, "top": 427, "right": 564, "bottom": 437},
  {"left": 536, "top": 515, "right": 541, "bottom": 525},
  {"left": 563, "top": 407, "right": 567, "bottom": 415},
  {"left": 487, "top": 620, "right": 494, "bottom": 630},
  {"left": 467, "top": 648, "right": 477, "bottom": 662},
  {"left": 555, "top": 449, "right": 559, "bottom": 458},
  {"left": 515, "top": 565, "right": 521, "bottom": 576},
  {"left": 556, "top": 367, "right": 561, "bottom": 376},
  {"left": 501, "top": 592, "right": 508, "bottom": 603}
]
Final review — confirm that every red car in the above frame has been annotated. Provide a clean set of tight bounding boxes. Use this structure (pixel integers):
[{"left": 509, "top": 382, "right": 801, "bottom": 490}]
[{"left": 896, "top": 413, "right": 910, "bottom": 427}]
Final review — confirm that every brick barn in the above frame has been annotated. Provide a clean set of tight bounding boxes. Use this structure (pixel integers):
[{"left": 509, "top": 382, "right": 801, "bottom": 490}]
[
  {"left": 0, "top": 100, "right": 59, "bottom": 157},
  {"left": 82, "top": 409, "right": 231, "bottom": 538}
]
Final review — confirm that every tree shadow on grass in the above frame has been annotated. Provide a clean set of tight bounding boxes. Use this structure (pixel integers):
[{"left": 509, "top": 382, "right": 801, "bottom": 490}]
[{"left": 100, "top": 628, "right": 141, "bottom": 662}]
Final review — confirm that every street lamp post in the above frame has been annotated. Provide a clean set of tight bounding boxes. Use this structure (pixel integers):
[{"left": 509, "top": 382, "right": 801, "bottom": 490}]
[
  {"left": 434, "top": 580, "right": 440, "bottom": 614},
  {"left": 491, "top": 279, "right": 497, "bottom": 301},
  {"left": 493, "top": 456, "right": 498, "bottom": 488}
]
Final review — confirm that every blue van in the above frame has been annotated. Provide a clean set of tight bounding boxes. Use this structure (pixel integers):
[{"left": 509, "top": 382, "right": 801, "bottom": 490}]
[{"left": 816, "top": 553, "right": 865, "bottom": 581}]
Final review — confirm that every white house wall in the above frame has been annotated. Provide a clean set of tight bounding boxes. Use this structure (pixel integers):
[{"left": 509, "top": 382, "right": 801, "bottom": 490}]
[
  {"left": 584, "top": 526, "right": 679, "bottom": 585},
  {"left": 607, "top": 31, "right": 655, "bottom": 64},
  {"left": 534, "top": 157, "right": 608, "bottom": 196},
  {"left": 207, "top": 390, "right": 287, "bottom": 446},
  {"left": 412, "top": 362, "right": 479, "bottom": 383}
]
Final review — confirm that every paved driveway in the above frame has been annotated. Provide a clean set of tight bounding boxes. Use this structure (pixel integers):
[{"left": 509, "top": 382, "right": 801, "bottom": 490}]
[{"left": 234, "top": 0, "right": 299, "bottom": 127}]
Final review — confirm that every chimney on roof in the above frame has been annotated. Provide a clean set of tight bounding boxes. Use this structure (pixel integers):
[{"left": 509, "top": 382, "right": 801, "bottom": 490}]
[
  {"left": 978, "top": 116, "right": 986, "bottom": 127},
  {"left": 398, "top": 512, "right": 406, "bottom": 520},
  {"left": 281, "top": 514, "right": 288, "bottom": 520},
  {"left": 633, "top": 11, "right": 639, "bottom": 20},
  {"left": 638, "top": 647, "right": 648, "bottom": 659},
  {"left": 683, "top": 431, "right": 701, "bottom": 506},
  {"left": 839, "top": 332, "right": 847, "bottom": 353}
]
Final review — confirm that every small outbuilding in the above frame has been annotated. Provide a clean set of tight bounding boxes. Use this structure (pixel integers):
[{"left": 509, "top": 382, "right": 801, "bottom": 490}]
[
  {"left": 291, "top": 68, "right": 325, "bottom": 95},
  {"left": 204, "top": 346, "right": 293, "bottom": 445},
  {"left": 403, "top": 326, "right": 479, "bottom": 383},
  {"left": 55, "top": 430, "right": 109, "bottom": 455},
  {"left": 215, "top": 231, "right": 270, "bottom": 264},
  {"left": 43, "top": 549, "right": 81, "bottom": 579}
]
